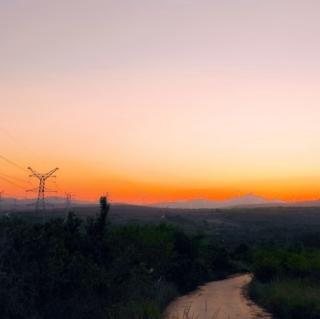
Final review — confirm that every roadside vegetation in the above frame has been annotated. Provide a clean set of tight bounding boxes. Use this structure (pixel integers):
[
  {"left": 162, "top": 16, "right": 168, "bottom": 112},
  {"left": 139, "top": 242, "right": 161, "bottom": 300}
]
[
  {"left": 2, "top": 199, "right": 320, "bottom": 319},
  {"left": 250, "top": 246, "right": 320, "bottom": 319},
  {"left": 0, "top": 198, "right": 239, "bottom": 319}
]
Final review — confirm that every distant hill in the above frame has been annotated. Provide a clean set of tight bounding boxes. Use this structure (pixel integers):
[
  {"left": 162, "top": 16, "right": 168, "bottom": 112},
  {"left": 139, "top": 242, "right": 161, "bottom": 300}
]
[
  {"left": 153, "top": 194, "right": 285, "bottom": 209},
  {"left": 153, "top": 194, "right": 320, "bottom": 209},
  {"left": 0, "top": 196, "right": 95, "bottom": 212},
  {"left": 291, "top": 199, "right": 320, "bottom": 207},
  {"left": 2, "top": 195, "right": 320, "bottom": 212}
]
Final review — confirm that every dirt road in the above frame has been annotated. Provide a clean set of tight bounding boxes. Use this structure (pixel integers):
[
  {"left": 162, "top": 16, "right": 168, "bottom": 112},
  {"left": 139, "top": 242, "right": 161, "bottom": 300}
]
[{"left": 164, "top": 274, "right": 271, "bottom": 319}]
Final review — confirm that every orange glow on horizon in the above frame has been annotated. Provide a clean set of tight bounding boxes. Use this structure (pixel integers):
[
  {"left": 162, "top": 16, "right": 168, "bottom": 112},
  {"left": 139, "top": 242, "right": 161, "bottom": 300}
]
[
  {"left": 3, "top": 162, "right": 320, "bottom": 205},
  {"left": 2, "top": 1, "right": 320, "bottom": 205}
]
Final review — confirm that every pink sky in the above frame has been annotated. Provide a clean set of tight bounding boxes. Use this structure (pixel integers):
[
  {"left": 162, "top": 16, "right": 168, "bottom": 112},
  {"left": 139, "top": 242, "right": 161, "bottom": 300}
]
[{"left": 1, "top": 1, "right": 320, "bottom": 203}]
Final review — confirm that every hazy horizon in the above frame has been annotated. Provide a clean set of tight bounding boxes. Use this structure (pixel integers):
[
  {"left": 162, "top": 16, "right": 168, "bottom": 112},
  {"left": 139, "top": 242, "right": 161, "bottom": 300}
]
[{"left": 2, "top": 1, "right": 320, "bottom": 203}]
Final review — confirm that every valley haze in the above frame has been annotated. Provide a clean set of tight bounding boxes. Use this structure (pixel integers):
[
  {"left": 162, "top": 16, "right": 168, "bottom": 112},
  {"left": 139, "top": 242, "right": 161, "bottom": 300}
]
[{"left": 3, "top": 194, "right": 320, "bottom": 211}]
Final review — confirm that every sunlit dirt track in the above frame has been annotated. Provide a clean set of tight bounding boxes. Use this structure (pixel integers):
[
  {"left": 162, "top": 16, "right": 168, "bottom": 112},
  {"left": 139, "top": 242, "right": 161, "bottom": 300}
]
[{"left": 164, "top": 274, "right": 271, "bottom": 319}]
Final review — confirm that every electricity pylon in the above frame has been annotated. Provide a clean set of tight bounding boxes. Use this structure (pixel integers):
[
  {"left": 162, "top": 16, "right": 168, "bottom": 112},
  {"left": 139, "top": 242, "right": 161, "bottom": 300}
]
[{"left": 27, "top": 167, "right": 59, "bottom": 213}]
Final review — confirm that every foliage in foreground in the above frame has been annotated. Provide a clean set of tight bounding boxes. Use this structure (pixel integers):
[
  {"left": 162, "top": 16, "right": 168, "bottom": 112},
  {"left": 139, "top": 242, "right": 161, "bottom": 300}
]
[
  {"left": 250, "top": 247, "right": 320, "bottom": 319},
  {"left": 0, "top": 203, "right": 236, "bottom": 319}
]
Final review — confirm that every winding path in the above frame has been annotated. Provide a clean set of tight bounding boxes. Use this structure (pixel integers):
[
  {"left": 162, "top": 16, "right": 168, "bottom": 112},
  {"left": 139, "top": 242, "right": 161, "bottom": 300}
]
[{"left": 164, "top": 274, "right": 271, "bottom": 319}]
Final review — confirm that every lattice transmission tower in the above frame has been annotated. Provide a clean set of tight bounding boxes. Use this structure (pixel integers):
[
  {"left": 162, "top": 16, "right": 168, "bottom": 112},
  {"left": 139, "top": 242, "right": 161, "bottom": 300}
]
[{"left": 27, "top": 167, "right": 59, "bottom": 212}]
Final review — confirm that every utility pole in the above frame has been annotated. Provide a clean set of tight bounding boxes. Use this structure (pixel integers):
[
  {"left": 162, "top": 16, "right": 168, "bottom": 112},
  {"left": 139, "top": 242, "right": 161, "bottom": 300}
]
[
  {"left": 27, "top": 167, "right": 59, "bottom": 214},
  {"left": 65, "top": 192, "right": 73, "bottom": 214},
  {"left": 13, "top": 198, "right": 17, "bottom": 213},
  {"left": 0, "top": 191, "right": 3, "bottom": 213}
]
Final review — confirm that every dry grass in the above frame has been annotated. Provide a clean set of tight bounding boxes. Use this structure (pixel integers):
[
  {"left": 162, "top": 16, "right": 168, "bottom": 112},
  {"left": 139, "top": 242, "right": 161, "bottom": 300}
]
[{"left": 166, "top": 302, "right": 221, "bottom": 319}]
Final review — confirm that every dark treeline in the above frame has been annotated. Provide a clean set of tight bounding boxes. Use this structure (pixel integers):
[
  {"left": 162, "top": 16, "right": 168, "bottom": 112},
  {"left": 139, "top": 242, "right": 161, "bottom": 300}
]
[{"left": 0, "top": 198, "right": 241, "bottom": 319}]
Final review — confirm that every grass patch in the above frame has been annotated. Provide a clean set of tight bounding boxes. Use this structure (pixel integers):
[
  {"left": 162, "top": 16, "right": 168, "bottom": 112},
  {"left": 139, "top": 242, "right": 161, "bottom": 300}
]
[
  {"left": 250, "top": 247, "right": 320, "bottom": 319},
  {"left": 251, "top": 279, "right": 320, "bottom": 319}
]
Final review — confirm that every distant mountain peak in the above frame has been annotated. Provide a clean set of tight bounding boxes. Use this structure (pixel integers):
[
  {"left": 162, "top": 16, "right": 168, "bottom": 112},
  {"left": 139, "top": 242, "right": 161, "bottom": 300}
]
[{"left": 153, "top": 194, "right": 283, "bottom": 209}]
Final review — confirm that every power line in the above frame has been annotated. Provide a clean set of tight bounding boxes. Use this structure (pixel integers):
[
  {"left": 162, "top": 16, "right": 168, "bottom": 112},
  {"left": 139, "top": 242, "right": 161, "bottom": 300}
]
[
  {"left": 0, "top": 172, "right": 29, "bottom": 185},
  {"left": 0, "top": 175, "right": 26, "bottom": 190},
  {"left": 0, "top": 154, "right": 27, "bottom": 172},
  {"left": 0, "top": 126, "right": 34, "bottom": 155}
]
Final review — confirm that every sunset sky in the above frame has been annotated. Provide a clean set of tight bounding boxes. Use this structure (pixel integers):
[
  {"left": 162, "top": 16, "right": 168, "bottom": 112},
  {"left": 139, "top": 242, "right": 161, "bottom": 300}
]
[{"left": 1, "top": 0, "right": 320, "bottom": 203}]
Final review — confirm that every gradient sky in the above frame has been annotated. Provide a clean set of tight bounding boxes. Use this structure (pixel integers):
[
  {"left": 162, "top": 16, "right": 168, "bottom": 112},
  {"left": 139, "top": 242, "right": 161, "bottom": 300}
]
[{"left": 1, "top": 0, "right": 320, "bottom": 203}]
